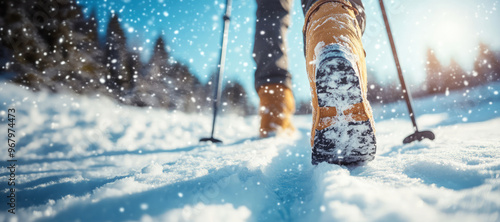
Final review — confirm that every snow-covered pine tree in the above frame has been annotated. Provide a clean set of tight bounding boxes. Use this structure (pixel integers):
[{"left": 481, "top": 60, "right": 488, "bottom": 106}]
[
  {"left": 131, "top": 36, "right": 171, "bottom": 107},
  {"left": 126, "top": 51, "right": 142, "bottom": 94},
  {"left": 105, "top": 13, "right": 133, "bottom": 95},
  {"left": 168, "top": 62, "right": 204, "bottom": 113},
  {"left": 0, "top": 0, "right": 112, "bottom": 94},
  {"left": 0, "top": 0, "right": 51, "bottom": 89}
]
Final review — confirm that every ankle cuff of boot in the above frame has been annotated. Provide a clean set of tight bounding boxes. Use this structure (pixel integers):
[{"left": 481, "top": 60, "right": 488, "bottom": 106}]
[{"left": 302, "top": 0, "right": 359, "bottom": 36}]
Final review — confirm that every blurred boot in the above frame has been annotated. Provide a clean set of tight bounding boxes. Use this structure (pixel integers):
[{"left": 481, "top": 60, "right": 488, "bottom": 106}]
[
  {"left": 258, "top": 83, "right": 295, "bottom": 138},
  {"left": 303, "top": 0, "right": 376, "bottom": 165}
]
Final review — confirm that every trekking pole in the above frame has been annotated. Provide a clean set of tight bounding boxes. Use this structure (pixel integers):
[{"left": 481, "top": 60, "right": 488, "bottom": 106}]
[
  {"left": 200, "top": 0, "right": 232, "bottom": 144},
  {"left": 379, "top": 0, "right": 435, "bottom": 144}
]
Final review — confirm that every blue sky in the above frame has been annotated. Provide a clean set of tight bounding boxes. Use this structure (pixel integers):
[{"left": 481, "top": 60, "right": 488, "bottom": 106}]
[{"left": 79, "top": 0, "right": 500, "bottom": 104}]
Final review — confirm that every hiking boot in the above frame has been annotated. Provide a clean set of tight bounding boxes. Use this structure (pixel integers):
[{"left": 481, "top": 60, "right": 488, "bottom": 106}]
[
  {"left": 303, "top": 0, "right": 376, "bottom": 165},
  {"left": 258, "top": 83, "right": 295, "bottom": 138}
]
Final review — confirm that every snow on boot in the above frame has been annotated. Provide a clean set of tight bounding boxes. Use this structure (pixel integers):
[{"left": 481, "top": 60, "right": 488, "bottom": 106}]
[
  {"left": 258, "top": 83, "right": 296, "bottom": 138},
  {"left": 303, "top": 0, "right": 376, "bottom": 165}
]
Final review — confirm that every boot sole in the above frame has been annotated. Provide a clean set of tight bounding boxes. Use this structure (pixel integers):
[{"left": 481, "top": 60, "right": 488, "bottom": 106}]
[{"left": 312, "top": 45, "right": 376, "bottom": 165}]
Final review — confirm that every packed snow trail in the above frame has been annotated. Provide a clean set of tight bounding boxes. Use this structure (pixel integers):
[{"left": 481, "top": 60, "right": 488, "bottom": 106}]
[{"left": 0, "top": 82, "right": 499, "bottom": 222}]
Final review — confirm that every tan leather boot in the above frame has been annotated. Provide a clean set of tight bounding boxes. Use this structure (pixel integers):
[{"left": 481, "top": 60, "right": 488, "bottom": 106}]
[
  {"left": 303, "top": 0, "right": 376, "bottom": 165},
  {"left": 258, "top": 83, "right": 295, "bottom": 138}
]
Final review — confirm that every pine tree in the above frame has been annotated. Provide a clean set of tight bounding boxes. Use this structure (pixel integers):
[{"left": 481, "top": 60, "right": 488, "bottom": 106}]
[
  {"left": 147, "top": 37, "right": 170, "bottom": 81},
  {"left": 73, "top": 7, "right": 108, "bottom": 93},
  {"left": 105, "top": 13, "right": 132, "bottom": 95},
  {"left": 132, "top": 36, "right": 171, "bottom": 107},
  {"left": 74, "top": 7, "right": 100, "bottom": 55},
  {"left": 87, "top": 8, "right": 99, "bottom": 43},
  {"left": 221, "top": 81, "right": 254, "bottom": 116},
  {"left": 0, "top": 0, "right": 219, "bottom": 113},
  {"left": 1, "top": 0, "right": 62, "bottom": 90},
  {"left": 366, "top": 72, "right": 383, "bottom": 104},
  {"left": 127, "top": 52, "right": 142, "bottom": 89},
  {"left": 445, "top": 58, "right": 467, "bottom": 90},
  {"left": 168, "top": 62, "right": 204, "bottom": 112},
  {"left": 425, "top": 48, "right": 445, "bottom": 94},
  {"left": 0, "top": 0, "right": 112, "bottom": 93},
  {"left": 366, "top": 70, "right": 401, "bottom": 104},
  {"left": 59, "top": 4, "right": 109, "bottom": 94},
  {"left": 473, "top": 42, "right": 500, "bottom": 85}
]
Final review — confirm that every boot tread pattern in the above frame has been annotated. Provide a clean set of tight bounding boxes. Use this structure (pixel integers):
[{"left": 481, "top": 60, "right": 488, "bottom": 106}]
[{"left": 312, "top": 44, "right": 376, "bottom": 165}]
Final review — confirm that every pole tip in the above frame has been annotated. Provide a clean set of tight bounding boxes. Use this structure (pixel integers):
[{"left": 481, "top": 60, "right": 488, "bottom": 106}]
[
  {"left": 200, "top": 137, "right": 223, "bottom": 144},
  {"left": 403, "top": 130, "right": 435, "bottom": 144}
]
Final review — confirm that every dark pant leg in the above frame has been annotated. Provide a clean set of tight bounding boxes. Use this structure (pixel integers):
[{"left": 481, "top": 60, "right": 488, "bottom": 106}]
[
  {"left": 301, "top": 0, "right": 366, "bottom": 33},
  {"left": 253, "top": 0, "right": 293, "bottom": 91}
]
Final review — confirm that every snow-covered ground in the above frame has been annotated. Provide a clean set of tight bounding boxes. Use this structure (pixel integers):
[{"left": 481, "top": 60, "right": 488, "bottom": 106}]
[{"left": 0, "top": 81, "right": 499, "bottom": 222}]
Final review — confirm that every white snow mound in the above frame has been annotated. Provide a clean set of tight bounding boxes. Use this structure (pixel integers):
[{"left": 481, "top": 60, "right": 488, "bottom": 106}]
[{"left": 0, "top": 82, "right": 499, "bottom": 222}]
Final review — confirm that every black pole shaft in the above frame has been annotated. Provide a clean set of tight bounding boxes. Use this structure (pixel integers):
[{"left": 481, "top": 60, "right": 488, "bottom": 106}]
[
  {"left": 209, "top": 0, "right": 232, "bottom": 138},
  {"left": 379, "top": 0, "right": 419, "bottom": 132}
]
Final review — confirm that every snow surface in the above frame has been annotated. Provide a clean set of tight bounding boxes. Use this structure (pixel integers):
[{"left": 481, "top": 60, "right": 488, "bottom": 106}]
[{"left": 0, "top": 81, "right": 499, "bottom": 222}]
